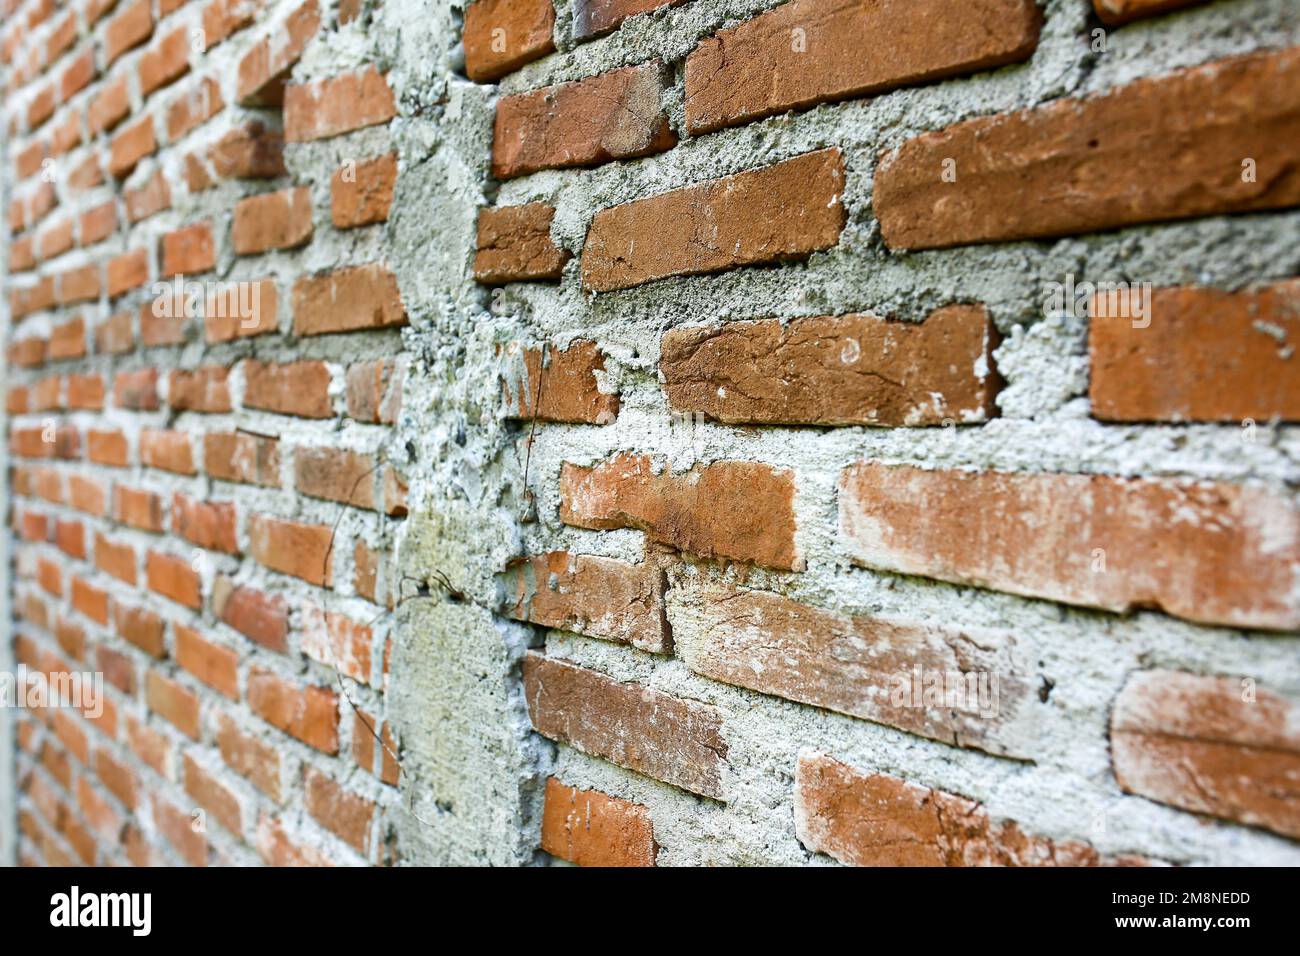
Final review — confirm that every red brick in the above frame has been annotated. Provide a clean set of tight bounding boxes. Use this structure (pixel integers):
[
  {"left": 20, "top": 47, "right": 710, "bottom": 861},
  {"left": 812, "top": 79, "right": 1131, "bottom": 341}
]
[
  {"left": 303, "top": 766, "right": 374, "bottom": 854},
  {"left": 330, "top": 153, "right": 397, "bottom": 228},
  {"left": 175, "top": 625, "right": 239, "bottom": 699},
  {"left": 838, "top": 462, "right": 1300, "bottom": 631},
  {"left": 352, "top": 709, "right": 399, "bottom": 785},
  {"left": 463, "top": 0, "right": 556, "bottom": 82},
  {"left": 560, "top": 452, "right": 800, "bottom": 570},
  {"left": 60, "top": 48, "right": 97, "bottom": 101},
  {"left": 108, "top": 115, "right": 156, "bottom": 178},
  {"left": 493, "top": 63, "right": 674, "bottom": 180},
  {"left": 673, "top": 580, "right": 1032, "bottom": 757},
  {"left": 125, "top": 712, "right": 172, "bottom": 775},
  {"left": 242, "top": 359, "right": 333, "bottom": 418},
  {"left": 1090, "top": 280, "right": 1300, "bottom": 423},
  {"left": 105, "top": 0, "right": 153, "bottom": 64},
  {"left": 685, "top": 0, "right": 1039, "bottom": 135},
  {"left": 208, "top": 121, "right": 286, "bottom": 179},
  {"left": 204, "top": 432, "right": 281, "bottom": 486},
  {"left": 522, "top": 652, "right": 727, "bottom": 798},
  {"left": 293, "top": 446, "right": 377, "bottom": 509},
  {"left": 98, "top": 645, "right": 136, "bottom": 694},
  {"left": 113, "top": 368, "right": 159, "bottom": 410},
  {"left": 96, "top": 748, "right": 139, "bottom": 809},
  {"left": 1093, "top": 0, "right": 1208, "bottom": 25},
  {"left": 582, "top": 148, "right": 845, "bottom": 292},
  {"left": 874, "top": 48, "right": 1300, "bottom": 250},
  {"left": 123, "top": 169, "right": 172, "bottom": 225},
  {"left": 71, "top": 579, "right": 110, "bottom": 625},
  {"left": 345, "top": 359, "right": 402, "bottom": 424},
  {"left": 47, "top": 317, "right": 87, "bottom": 360},
  {"left": 353, "top": 541, "right": 383, "bottom": 604},
  {"left": 236, "top": 0, "right": 320, "bottom": 105},
  {"left": 116, "top": 603, "right": 165, "bottom": 657},
  {"left": 214, "top": 580, "right": 288, "bottom": 652},
  {"left": 140, "top": 428, "right": 196, "bottom": 474},
  {"left": 246, "top": 667, "right": 339, "bottom": 753},
  {"left": 88, "top": 74, "right": 131, "bottom": 133},
  {"left": 160, "top": 222, "right": 215, "bottom": 276},
  {"left": 146, "top": 550, "right": 202, "bottom": 609},
  {"left": 474, "top": 203, "right": 569, "bottom": 284},
  {"left": 232, "top": 186, "right": 313, "bottom": 254},
  {"left": 86, "top": 429, "right": 129, "bottom": 467},
  {"left": 79, "top": 201, "right": 118, "bottom": 246},
  {"left": 55, "top": 519, "right": 86, "bottom": 559},
  {"left": 183, "top": 753, "right": 244, "bottom": 833},
  {"left": 173, "top": 492, "right": 238, "bottom": 553},
  {"left": 94, "top": 533, "right": 137, "bottom": 584},
  {"left": 38, "top": 218, "right": 74, "bottom": 260},
  {"left": 166, "top": 76, "right": 224, "bottom": 141},
  {"left": 503, "top": 551, "right": 667, "bottom": 652},
  {"left": 96, "top": 311, "right": 135, "bottom": 354},
  {"left": 114, "top": 485, "right": 164, "bottom": 532},
  {"left": 283, "top": 67, "right": 396, "bottom": 142},
  {"left": 217, "top": 713, "right": 282, "bottom": 798},
  {"left": 501, "top": 340, "right": 617, "bottom": 423},
  {"left": 168, "top": 366, "right": 231, "bottom": 412},
  {"left": 138, "top": 27, "right": 191, "bottom": 96},
  {"left": 662, "top": 305, "right": 1000, "bottom": 425},
  {"left": 1112, "top": 670, "right": 1300, "bottom": 839},
  {"left": 202, "top": 0, "right": 262, "bottom": 48},
  {"left": 291, "top": 264, "right": 406, "bottom": 336},
  {"left": 204, "top": 277, "right": 278, "bottom": 341},
  {"left": 145, "top": 670, "right": 201, "bottom": 738},
  {"left": 56, "top": 263, "right": 101, "bottom": 304},
  {"left": 255, "top": 815, "right": 333, "bottom": 865},
  {"left": 106, "top": 248, "right": 149, "bottom": 297},
  {"left": 299, "top": 605, "right": 372, "bottom": 683},
  {"left": 796, "top": 752, "right": 1125, "bottom": 866},
  {"left": 152, "top": 796, "right": 207, "bottom": 865},
  {"left": 248, "top": 513, "right": 333, "bottom": 586}
]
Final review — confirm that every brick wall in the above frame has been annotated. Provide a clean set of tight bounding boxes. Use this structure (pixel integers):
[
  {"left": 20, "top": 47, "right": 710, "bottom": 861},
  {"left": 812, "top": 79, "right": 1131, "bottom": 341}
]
[{"left": 4, "top": 0, "right": 1300, "bottom": 866}]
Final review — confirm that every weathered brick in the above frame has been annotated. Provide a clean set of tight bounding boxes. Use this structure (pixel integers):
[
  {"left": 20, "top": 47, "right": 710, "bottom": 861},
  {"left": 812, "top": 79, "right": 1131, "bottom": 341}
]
[
  {"left": 523, "top": 652, "right": 727, "bottom": 798},
  {"left": 232, "top": 186, "right": 314, "bottom": 254},
  {"left": 214, "top": 579, "right": 289, "bottom": 652},
  {"left": 204, "top": 432, "right": 281, "bottom": 486},
  {"left": 540, "top": 777, "right": 655, "bottom": 866},
  {"left": 116, "top": 603, "right": 164, "bottom": 657},
  {"left": 662, "top": 305, "right": 999, "bottom": 426},
  {"left": 145, "top": 670, "right": 201, "bottom": 739},
  {"left": 248, "top": 513, "right": 333, "bottom": 586},
  {"left": 167, "top": 366, "right": 231, "bottom": 413},
  {"left": 693, "top": 0, "right": 1038, "bottom": 135},
  {"left": 255, "top": 814, "right": 333, "bottom": 865},
  {"left": 146, "top": 550, "right": 203, "bottom": 609},
  {"left": 352, "top": 709, "right": 400, "bottom": 785},
  {"left": 236, "top": 0, "right": 319, "bottom": 105},
  {"left": 1090, "top": 281, "right": 1300, "bottom": 423},
  {"left": 166, "top": 76, "right": 224, "bottom": 141},
  {"left": 501, "top": 340, "right": 618, "bottom": 423},
  {"left": 474, "top": 203, "right": 569, "bottom": 284},
  {"left": 493, "top": 63, "right": 675, "bottom": 179},
  {"left": 1112, "top": 670, "right": 1300, "bottom": 839},
  {"left": 345, "top": 359, "right": 402, "bottom": 424},
  {"left": 303, "top": 766, "right": 374, "bottom": 854},
  {"left": 560, "top": 453, "right": 800, "bottom": 570},
  {"left": 572, "top": 0, "right": 675, "bottom": 40},
  {"left": 217, "top": 713, "right": 282, "bottom": 798},
  {"left": 330, "top": 153, "right": 396, "bottom": 228},
  {"left": 140, "top": 428, "right": 196, "bottom": 474},
  {"left": 105, "top": 0, "right": 153, "bottom": 64},
  {"left": 138, "top": 27, "right": 191, "bottom": 96},
  {"left": 114, "top": 485, "right": 164, "bottom": 532},
  {"left": 1093, "top": 0, "right": 1207, "bottom": 25},
  {"left": 242, "top": 360, "right": 333, "bottom": 418},
  {"left": 108, "top": 115, "right": 156, "bottom": 179},
  {"left": 582, "top": 148, "right": 845, "bottom": 292},
  {"left": 670, "top": 580, "right": 1032, "bottom": 757},
  {"left": 838, "top": 462, "right": 1300, "bottom": 631},
  {"left": 204, "top": 277, "right": 278, "bottom": 342},
  {"left": 796, "top": 752, "right": 1127, "bottom": 866},
  {"left": 95, "top": 533, "right": 137, "bottom": 585},
  {"left": 153, "top": 796, "right": 207, "bottom": 865},
  {"left": 247, "top": 667, "right": 339, "bottom": 753},
  {"left": 209, "top": 122, "right": 286, "bottom": 179},
  {"left": 183, "top": 753, "right": 244, "bottom": 833},
  {"left": 173, "top": 492, "right": 238, "bottom": 553},
  {"left": 113, "top": 368, "right": 160, "bottom": 410},
  {"left": 503, "top": 551, "right": 667, "bottom": 653},
  {"left": 874, "top": 47, "right": 1300, "bottom": 250},
  {"left": 463, "top": 0, "right": 555, "bottom": 82},
  {"left": 175, "top": 625, "right": 239, "bottom": 699},
  {"left": 284, "top": 67, "right": 396, "bottom": 142},
  {"left": 291, "top": 264, "right": 405, "bottom": 336},
  {"left": 293, "top": 446, "right": 378, "bottom": 508},
  {"left": 88, "top": 74, "right": 131, "bottom": 134},
  {"left": 160, "top": 222, "right": 215, "bottom": 276}
]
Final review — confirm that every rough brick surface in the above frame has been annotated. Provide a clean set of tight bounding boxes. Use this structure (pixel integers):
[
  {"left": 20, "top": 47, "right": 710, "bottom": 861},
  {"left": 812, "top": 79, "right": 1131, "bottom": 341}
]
[
  {"left": 1111, "top": 671, "right": 1300, "bottom": 839},
  {"left": 500, "top": 340, "right": 618, "bottom": 423},
  {"left": 875, "top": 48, "right": 1300, "bottom": 249},
  {"left": 464, "top": 0, "right": 556, "bottom": 82},
  {"left": 1089, "top": 281, "right": 1300, "bottom": 423},
  {"left": 581, "top": 149, "right": 846, "bottom": 292},
  {"left": 839, "top": 462, "right": 1300, "bottom": 630},
  {"left": 493, "top": 63, "right": 675, "bottom": 180},
  {"left": 523, "top": 653, "right": 728, "bottom": 799},
  {"left": 561, "top": 453, "right": 800, "bottom": 569},
  {"left": 474, "top": 203, "right": 569, "bottom": 284},
  {"left": 685, "top": 0, "right": 1040, "bottom": 135},
  {"left": 541, "top": 778, "right": 657, "bottom": 866},
  {"left": 661, "top": 305, "right": 1000, "bottom": 425}
]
